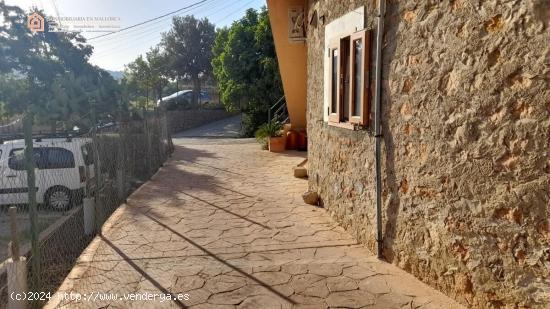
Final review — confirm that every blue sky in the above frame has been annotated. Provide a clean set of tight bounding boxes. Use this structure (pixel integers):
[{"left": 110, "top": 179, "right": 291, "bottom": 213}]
[{"left": 7, "top": 0, "right": 266, "bottom": 71}]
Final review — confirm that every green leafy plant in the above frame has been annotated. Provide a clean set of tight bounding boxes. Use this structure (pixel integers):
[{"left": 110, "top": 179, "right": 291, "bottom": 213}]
[
  {"left": 255, "top": 121, "right": 283, "bottom": 149},
  {"left": 212, "top": 8, "right": 283, "bottom": 137}
]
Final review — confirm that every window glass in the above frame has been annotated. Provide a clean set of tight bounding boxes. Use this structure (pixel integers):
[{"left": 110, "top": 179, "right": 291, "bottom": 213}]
[
  {"left": 8, "top": 148, "right": 44, "bottom": 170},
  {"left": 342, "top": 38, "right": 350, "bottom": 121},
  {"left": 43, "top": 148, "right": 75, "bottom": 169},
  {"left": 331, "top": 49, "right": 339, "bottom": 113},
  {"left": 8, "top": 148, "right": 26, "bottom": 171},
  {"left": 327, "top": 29, "right": 370, "bottom": 126},
  {"left": 353, "top": 39, "right": 363, "bottom": 116}
]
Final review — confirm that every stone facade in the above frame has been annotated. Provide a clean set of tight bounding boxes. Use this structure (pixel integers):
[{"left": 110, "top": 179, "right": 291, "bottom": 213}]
[
  {"left": 167, "top": 109, "right": 236, "bottom": 133},
  {"left": 305, "top": 0, "right": 549, "bottom": 308}
]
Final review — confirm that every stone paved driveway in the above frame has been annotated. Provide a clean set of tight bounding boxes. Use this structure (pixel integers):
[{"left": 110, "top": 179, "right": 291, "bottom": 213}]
[{"left": 46, "top": 136, "right": 464, "bottom": 309}]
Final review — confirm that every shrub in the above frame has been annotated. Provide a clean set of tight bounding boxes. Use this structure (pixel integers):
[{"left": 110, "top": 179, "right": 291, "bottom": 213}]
[
  {"left": 255, "top": 120, "right": 282, "bottom": 149},
  {"left": 212, "top": 8, "right": 283, "bottom": 137}
]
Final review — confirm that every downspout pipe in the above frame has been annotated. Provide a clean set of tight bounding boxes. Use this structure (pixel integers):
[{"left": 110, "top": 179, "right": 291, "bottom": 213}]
[{"left": 374, "top": 0, "right": 386, "bottom": 259}]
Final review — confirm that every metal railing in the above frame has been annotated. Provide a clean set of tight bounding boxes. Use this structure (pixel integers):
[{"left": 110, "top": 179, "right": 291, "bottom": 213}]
[{"left": 268, "top": 96, "right": 289, "bottom": 124}]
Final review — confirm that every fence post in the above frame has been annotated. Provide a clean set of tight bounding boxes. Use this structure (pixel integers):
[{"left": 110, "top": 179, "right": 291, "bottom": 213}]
[
  {"left": 116, "top": 104, "right": 126, "bottom": 201},
  {"left": 161, "top": 102, "right": 173, "bottom": 155},
  {"left": 143, "top": 106, "right": 152, "bottom": 177},
  {"left": 90, "top": 100, "right": 102, "bottom": 231},
  {"left": 154, "top": 107, "right": 162, "bottom": 168},
  {"left": 83, "top": 197, "right": 95, "bottom": 236},
  {"left": 23, "top": 112, "right": 40, "bottom": 298},
  {"left": 7, "top": 207, "right": 28, "bottom": 309},
  {"left": 155, "top": 106, "right": 163, "bottom": 163},
  {"left": 9, "top": 207, "right": 20, "bottom": 261},
  {"left": 162, "top": 108, "right": 169, "bottom": 156},
  {"left": 83, "top": 106, "right": 95, "bottom": 235}
]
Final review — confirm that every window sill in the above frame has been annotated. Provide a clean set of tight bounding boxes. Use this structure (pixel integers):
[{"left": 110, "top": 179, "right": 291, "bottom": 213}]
[{"left": 327, "top": 121, "right": 360, "bottom": 131}]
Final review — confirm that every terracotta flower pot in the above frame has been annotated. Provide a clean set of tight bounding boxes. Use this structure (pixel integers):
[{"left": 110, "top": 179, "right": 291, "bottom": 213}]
[
  {"left": 269, "top": 136, "right": 286, "bottom": 152},
  {"left": 286, "top": 130, "right": 298, "bottom": 150}
]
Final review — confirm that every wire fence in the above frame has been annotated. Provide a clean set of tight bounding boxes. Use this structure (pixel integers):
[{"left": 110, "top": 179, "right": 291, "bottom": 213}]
[{"left": 0, "top": 107, "right": 173, "bottom": 308}]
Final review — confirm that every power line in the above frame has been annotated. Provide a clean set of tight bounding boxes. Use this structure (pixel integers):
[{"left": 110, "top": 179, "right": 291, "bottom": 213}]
[
  {"left": 214, "top": 0, "right": 258, "bottom": 25},
  {"left": 88, "top": 0, "right": 220, "bottom": 45},
  {"left": 90, "top": 0, "right": 238, "bottom": 56},
  {"left": 87, "top": 0, "right": 210, "bottom": 41},
  {"left": 90, "top": 0, "right": 261, "bottom": 51},
  {"left": 90, "top": 0, "right": 222, "bottom": 49},
  {"left": 91, "top": 0, "right": 255, "bottom": 61}
]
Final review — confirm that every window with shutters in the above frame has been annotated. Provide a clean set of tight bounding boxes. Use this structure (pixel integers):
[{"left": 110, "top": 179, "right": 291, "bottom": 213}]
[{"left": 327, "top": 29, "right": 372, "bottom": 129}]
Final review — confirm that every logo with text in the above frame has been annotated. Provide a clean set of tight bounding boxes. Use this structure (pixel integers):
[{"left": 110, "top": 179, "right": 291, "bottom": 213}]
[{"left": 27, "top": 12, "right": 45, "bottom": 32}]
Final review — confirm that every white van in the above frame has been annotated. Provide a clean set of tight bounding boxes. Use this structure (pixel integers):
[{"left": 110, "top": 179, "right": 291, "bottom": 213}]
[{"left": 0, "top": 138, "right": 95, "bottom": 210}]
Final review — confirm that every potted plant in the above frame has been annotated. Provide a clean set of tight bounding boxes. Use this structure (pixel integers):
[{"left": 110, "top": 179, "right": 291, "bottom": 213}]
[{"left": 255, "top": 121, "right": 285, "bottom": 152}]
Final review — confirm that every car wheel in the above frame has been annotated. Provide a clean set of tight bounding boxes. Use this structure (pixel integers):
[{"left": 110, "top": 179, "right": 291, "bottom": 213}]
[{"left": 46, "top": 187, "right": 72, "bottom": 211}]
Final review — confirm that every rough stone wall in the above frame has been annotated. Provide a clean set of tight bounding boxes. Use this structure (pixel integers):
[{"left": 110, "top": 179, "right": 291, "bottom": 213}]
[
  {"left": 167, "top": 109, "right": 235, "bottom": 133},
  {"left": 306, "top": 0, "right": 549, "bottom": 308}
]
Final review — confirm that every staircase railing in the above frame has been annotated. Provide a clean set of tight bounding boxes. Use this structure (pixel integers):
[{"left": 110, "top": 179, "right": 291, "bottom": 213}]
[{"left": 268, "top": 96, "right": 289, "bottom": 124}]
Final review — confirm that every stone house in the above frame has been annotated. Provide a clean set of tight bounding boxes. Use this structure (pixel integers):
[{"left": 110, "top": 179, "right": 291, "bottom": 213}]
[{"left": 266, "top": 0, "right": 549, "bottom": 308}]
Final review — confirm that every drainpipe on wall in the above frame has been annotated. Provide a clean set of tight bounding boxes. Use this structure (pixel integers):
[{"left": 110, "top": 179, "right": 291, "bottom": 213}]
[{"left": 374, "top": 0, "right": 386, "bottom": 259}]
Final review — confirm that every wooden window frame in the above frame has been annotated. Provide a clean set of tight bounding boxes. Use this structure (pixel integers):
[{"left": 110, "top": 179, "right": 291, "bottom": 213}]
[
  {"left": 327, "top": 29, "right": 372, "bottom": 129},
  {"left": 328, "top": 39, "right": 341, "bottom": 123},
  {"left": 349, "top": 29, "right": 371, "bottom": 126}
]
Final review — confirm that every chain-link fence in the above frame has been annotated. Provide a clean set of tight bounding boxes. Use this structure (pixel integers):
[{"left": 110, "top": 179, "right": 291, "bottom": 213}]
[{"left": 0, "top": 108, "right": 172, "bottom": 308}]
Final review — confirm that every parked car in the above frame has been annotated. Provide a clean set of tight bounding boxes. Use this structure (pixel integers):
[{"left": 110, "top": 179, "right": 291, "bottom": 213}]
[
  {"left": 0, "top": 137, "right": 95, "bottom": 210},
  {"left": 157, "top": 90, "right": 211, "bottom": 109}
]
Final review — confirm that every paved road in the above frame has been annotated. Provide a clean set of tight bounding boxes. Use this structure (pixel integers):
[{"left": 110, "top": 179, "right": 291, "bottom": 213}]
[
  {"left": 173, "top": 115, "right": 243, "bottom": 138},
  {"left": 46, "top": 126, "right": 464, "bottom": 308}
]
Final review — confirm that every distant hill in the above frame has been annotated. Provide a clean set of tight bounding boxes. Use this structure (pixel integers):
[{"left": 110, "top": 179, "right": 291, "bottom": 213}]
[{"left": 107, "top": 70, "right": 124, "bottom": 80}]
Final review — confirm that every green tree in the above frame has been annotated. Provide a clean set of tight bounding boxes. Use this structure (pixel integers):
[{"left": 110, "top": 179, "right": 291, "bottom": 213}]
[
  {"left": 145, "top": 47, "right": 169, "bottom": 102},
  {"left": 211, "top": 7, "right": 283, "bottom": 136},
  {"left": 161, "top": 15, "right": 215, "bottom": 105},
  {"left": 124, "top": 55, "right": 152, "bottom": 109},
  {"left": 0, "top": 3, "right": 120, "bottom": 130},
  {"left": 123, "top": 47, "right": 169, "bottom": 111}
]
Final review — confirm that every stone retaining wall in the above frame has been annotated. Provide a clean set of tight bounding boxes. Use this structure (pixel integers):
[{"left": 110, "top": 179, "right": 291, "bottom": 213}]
[
  {"left": 167, "top": 109, "right": 235, "bottom": 133},
  {"left": 305, "top": 1, "right": 549, "bottom": 308}
]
